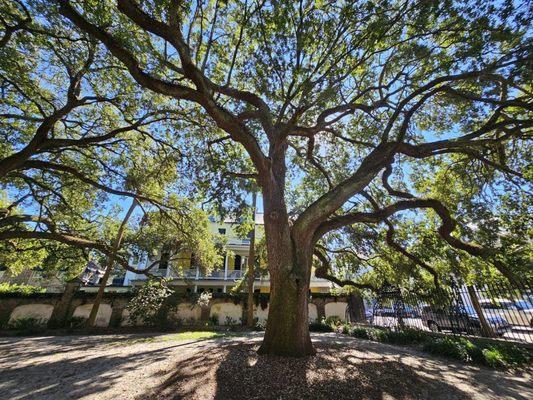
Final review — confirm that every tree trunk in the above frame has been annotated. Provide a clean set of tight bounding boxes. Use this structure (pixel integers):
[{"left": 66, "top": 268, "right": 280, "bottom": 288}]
[
  {"left": 86, "top": 198, "right": 137, "bottom": 328},
  {"left": 258, "top": 230, "right": 315, "bottom": 356},
  {"left": 258, "top": 268, "right": 314, "bottom": 356},
  {"left": 257, "top": 142, "right": 314, "bottom": 356},
  {"left": 347, "top": 293, "right": 366, "bottom": 323},
  {"left": 246, "top": 192, "right": 257, "bottom": 328},
  {"left": 467, "top": 285, "right": 495, "bottom": 338}
]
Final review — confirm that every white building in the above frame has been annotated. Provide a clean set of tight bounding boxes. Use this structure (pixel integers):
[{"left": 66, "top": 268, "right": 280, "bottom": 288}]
[{"left": 124, "top": 213, "right": 333, "bottom": 294}]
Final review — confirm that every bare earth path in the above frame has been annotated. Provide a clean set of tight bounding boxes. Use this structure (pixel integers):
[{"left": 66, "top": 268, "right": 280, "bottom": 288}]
[{"left": 0, "top": 332, "right": 530, "bottom": 400}]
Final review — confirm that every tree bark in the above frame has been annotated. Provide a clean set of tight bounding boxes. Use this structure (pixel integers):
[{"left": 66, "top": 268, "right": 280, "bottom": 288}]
[
  {"left": 467, "top": 285, "right": 495, "bottom": 338},
  {"left": 258, "top": 266, "right": 315, "bottom": 356},
  {"left": 86, "top": 198, "right": 137, "bottom": 328},
  {"left": 258, "top": 224, "right": 315, "bottom": 356},
  {"left": 347, "top": 293, "right": 366, "bottom": 323},
  {"left": 246, "top": 192, "right": 257, "bottom": 328},
  {"left": 256, "top": 140, "right": 316, "bottom": 356}
]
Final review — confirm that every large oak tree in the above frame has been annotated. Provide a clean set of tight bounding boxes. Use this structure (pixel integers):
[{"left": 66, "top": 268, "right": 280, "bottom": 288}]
[{"left": 2, "top": 0, "right": 531, "bottom": 356}]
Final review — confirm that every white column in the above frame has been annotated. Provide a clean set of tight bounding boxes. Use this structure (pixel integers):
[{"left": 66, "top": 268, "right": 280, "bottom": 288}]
[
  {"left": 223, "top": 285, "right": 226, "bottom": 293},
  {"left": 194, "top": 284, "right": 198, "bottom": 293},
  {"left": 223, "top": 253, "right": 228, "bottom": 280}
]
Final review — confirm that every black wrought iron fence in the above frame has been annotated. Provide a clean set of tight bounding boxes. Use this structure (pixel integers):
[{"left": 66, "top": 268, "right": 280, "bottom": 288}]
[{"left": 365, "top": 281, "right": 533, "bottom": 344}]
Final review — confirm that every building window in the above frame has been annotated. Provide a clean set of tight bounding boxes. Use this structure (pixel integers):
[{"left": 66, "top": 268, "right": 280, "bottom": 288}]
[
  {"left": 234, "top": 254, "right": 242, "bottom": 270},
  {"left": 254, "top": 289, "right": 260, "bottom": 293},
  {"left": 218, "top": 228, "right": 226, "bottom": 235},
  {"left": 159, "top": 245, "right": 171, "bottom": 270}
]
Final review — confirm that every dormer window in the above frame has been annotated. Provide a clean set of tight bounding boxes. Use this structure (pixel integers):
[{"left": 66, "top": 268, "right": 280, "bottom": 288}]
[{"left": 218, "top": 228, "right": 226, "bottom": 235}]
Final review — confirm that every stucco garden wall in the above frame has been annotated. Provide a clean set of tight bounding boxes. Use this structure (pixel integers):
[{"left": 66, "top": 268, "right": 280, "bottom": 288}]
[
  {"left": 325, "top": 301, "right": 348, "bottom": 321},
  {"left": 210, "top": 302, "right": 242, "bottom": 324},
  {"left": 0, "top": 291, "right": 346, "bottom": 329},
  {"left": 8, "top": 304, "right": 54, "bottom": 324},
  {"left": 73, "top": 304, "right": 112, "bottom": 327},
  {"left": 308, "top": 303, "right": 318, "bottom": 322}
]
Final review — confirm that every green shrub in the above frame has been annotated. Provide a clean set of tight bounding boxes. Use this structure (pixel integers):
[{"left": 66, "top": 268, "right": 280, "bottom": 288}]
[
  {"left": 65, "top": 316, "right": 87, "bottom": 329},
  {"left": 422, "top": 336, "right": 530, "bottom": 369},
  {"left": 337, "top": 319, "right": 529, "bottom": 370},
  {"left": 126, "top": 280, "right": 172, "bottom": 327},
  {"left": 324, "top": 316, "right": 343, "bottom": 326},
  {"left": 341, "top": 323, "right": 351, "bottom": 334},
  {"left": 478, "top": 343, "right": 529, "bottom": 367},
  {"left": 423, "top": 337, "right": 471, "bottom": 362},
  {"left": 498, "top": 344, "right": 529, "bottom": 366},
  {"left": 209, "top": 314, "right": 219, "bottom": 326},
  {"left": 0, "top": 283, "right": 46, "bottom": 295},
  {"left": 482, "top": 347, "right": 508, "bottom": 368},
  {"left": 254, "top": 319, "right": 267, "bottom": 331},
  {"left": 309, "top": 320, "right": 333, "bottom": 332},
  {"left": 224, "top": 316, "right": 239, "bottom": 326},
  {"left": 350, "top": 327, "right": 370, "bottom": 339},
  {"left": 465, "top": 341, "right": 485, "bottom": 364},
  {"left": 378, "top": 328, "right": 428, "bottom": 345},
  {"left": 7, "top": 317, "right": 46, "bottom": 334}
]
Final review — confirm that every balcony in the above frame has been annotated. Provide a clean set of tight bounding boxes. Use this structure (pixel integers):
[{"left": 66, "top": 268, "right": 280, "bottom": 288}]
[
  {"left": 226, "top": 238, "right": 251, "bottom": 247},
  {"left": 157, "top": 266, "right": 329, "bottom": 284},
  {"left": 169, "top": 267, "right": 244, "bottom": 281}
]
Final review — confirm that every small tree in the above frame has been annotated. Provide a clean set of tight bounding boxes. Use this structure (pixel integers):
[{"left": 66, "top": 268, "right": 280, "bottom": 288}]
[{"left": 127, "top": 279, "right": 172, "bottom": 326}]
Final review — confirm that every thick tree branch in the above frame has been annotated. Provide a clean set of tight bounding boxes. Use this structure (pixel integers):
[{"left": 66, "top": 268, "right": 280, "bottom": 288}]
[{"left": 314, "top": 249, "right": 376, "bottom": 291}]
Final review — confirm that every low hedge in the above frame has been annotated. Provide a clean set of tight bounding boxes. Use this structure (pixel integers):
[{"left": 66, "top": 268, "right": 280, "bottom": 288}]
[
  {"left": 0, "top": 283, "right": 46, "bottom": 296},
  {"left": 341, "top": 324, "right": 530, "bottom": 369},
  {"left": 423, "top": 336, "right": 530, "bottom": 368}
]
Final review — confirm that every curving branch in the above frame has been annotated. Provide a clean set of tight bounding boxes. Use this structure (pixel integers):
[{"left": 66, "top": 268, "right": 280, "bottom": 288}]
[
  {"left": 381, "top": 164, "right": 414, "bottom": 199},
  {"left": 57, "top": 0, "right": 270, "bottom": 178},
  {"left": 313, "top": 249, "right": 376, "bottom": 291},
  {"left": 0, "top": 228, "right": 154, "bottom": 278},
  {"left": 384, "top": 222, "right": 440, "bottom": 289},
  {"left": 315, "top": 196, "right": 521, "bottom": 286}
]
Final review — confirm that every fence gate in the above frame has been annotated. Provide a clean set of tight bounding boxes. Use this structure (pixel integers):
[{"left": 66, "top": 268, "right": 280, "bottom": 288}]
[{"left": 373, "top": 282, "right": 406, "bottom": 329}]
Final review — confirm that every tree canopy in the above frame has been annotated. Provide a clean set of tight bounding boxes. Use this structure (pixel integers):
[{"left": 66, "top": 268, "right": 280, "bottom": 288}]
[{"left": 0, "top": 0, "right": 220, "bottom": 280}]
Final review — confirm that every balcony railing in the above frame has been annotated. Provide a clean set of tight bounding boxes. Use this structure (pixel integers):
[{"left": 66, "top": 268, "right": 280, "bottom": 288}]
[
  {"left": 169, "top": 268, "right": 244, "bottom": 280},
  {"left": 226, "top": 238, "right": 251, "bottom": 246},
  {"left": 162, "top": 266, "right": 328, "bottom": 283}
]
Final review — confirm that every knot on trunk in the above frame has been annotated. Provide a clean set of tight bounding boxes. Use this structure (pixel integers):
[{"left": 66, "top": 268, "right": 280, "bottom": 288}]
[{"left": 268, "top": 211, "right": 279, "bottom": 220}]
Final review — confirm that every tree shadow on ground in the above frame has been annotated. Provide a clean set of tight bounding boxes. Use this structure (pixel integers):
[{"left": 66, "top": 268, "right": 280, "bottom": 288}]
[
  {"left": 150, "top": 338, "right": 524, "bottom": 400},
  {"left": 0, "top": 334, "right": 530, "bottom": 400},
  {"left": 0, "top": 337, "right": 215, "bottom": 400},
  {"left": 0, "top": 333, "right": 161, "bottom": 363}
]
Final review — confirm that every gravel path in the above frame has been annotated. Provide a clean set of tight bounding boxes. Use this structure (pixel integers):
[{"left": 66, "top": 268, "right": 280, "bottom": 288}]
[{"left": 0, "top": 332, "right": 531, "bottom": 400}]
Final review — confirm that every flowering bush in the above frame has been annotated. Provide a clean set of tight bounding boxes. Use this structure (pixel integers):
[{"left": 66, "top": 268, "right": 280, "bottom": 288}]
[
  {"left": 196, "top": 291, "right": 212, "bottom": 308},
  {"left": 126, "top": 280, "right": 172, "bottom": 326},
  {"left": 254, "top": 319, "right": 267, "bottom": 331}
]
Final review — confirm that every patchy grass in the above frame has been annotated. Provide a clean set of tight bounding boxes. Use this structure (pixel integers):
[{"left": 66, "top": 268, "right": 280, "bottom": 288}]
[
  {"left": 161, "top": 331, "right": 233, "bottom": 341},
  {"left": 112, "top": 331, "right": 244, "bottom": 346}
]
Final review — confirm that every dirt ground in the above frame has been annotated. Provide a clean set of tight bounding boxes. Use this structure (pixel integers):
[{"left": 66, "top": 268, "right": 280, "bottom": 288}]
[{"left": 0, "top": 332, "right": 531, "bottom": 400}]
